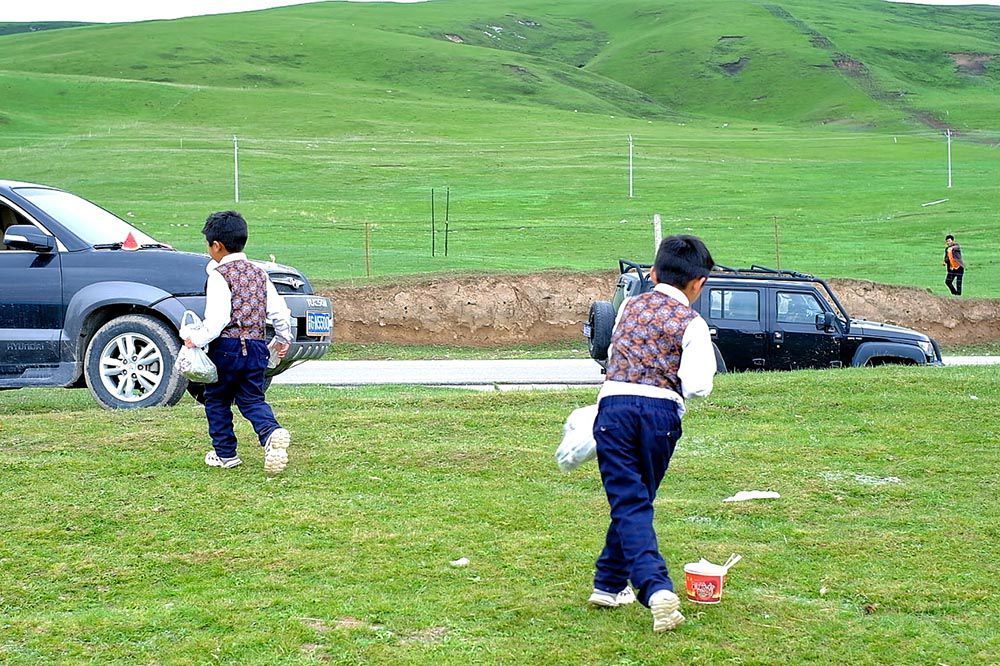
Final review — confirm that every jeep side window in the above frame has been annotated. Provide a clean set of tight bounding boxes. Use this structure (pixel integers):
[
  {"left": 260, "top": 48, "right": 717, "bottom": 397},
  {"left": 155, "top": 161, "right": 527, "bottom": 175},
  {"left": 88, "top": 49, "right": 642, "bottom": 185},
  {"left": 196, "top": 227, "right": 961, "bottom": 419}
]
[
  {"left": 775, "top": 291, "right": 825, "bottom": 324},
  {"left": 709, "top": 289, "right": 759, "bottom": 321}
]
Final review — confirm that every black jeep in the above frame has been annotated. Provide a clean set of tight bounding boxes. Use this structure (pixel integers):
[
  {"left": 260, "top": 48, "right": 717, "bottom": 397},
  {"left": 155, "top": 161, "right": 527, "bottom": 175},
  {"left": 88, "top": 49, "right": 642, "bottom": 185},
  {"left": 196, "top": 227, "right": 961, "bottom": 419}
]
[
  {"left": 0, "top": 180, "right": 332, "bottom": 409},
  {"left": 585, "top": 260, "right": 943, "bottom": 372}
]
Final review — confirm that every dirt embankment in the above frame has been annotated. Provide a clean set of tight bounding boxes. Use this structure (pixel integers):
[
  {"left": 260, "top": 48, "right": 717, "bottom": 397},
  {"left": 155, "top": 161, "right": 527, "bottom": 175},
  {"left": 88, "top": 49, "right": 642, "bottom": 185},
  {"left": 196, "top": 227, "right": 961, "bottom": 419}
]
[
  {"left": 827, "top": 279, "right": 999, "bottom": 345},
  {"left": 322, "top": 273, "right": 1000, "bottom": 347}
]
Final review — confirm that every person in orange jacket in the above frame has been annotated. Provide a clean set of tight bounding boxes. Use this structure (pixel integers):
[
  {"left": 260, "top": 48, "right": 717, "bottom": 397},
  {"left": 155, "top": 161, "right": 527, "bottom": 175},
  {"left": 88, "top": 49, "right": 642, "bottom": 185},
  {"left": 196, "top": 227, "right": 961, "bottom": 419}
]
[{"left": 943, "top": 234, "right": 965, "bottom": 296}]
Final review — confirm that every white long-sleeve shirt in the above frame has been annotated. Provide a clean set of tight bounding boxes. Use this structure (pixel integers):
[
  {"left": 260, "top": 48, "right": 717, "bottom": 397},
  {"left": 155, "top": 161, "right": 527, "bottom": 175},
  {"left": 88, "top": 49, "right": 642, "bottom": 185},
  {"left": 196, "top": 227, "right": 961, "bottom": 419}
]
[
  {"left": 597, "top": 283, "right": 716, "bottom": 416},
  {"left": 186, "top": 252, "right": 293, "bottom": 348}
]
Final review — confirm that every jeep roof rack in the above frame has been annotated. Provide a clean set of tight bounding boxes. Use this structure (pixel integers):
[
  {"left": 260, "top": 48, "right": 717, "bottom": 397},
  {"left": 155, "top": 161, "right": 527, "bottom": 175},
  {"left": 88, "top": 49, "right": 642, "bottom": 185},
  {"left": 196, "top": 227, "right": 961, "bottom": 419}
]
[
  {"left": 713, "top": 264, "right": 817, "bottom": 279},
  {"left": 618, "top": 259, "right": 851, "bottom": 321},
  {"left": 711, "top": 265, "right": 849, "bottom": 320}
]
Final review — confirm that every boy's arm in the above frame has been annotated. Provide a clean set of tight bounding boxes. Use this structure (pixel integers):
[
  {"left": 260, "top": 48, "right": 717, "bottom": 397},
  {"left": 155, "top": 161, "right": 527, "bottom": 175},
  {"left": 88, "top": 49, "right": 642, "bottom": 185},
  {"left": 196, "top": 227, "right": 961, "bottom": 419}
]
[
  {"left": 186, "top": 272, "right": 231, "bottom": 348},
  {"left": 678, "top": 316, "right": 716, "bottom": 399},
  {"left": 266, "top": 279, "right": 293, "bottom": 344}
]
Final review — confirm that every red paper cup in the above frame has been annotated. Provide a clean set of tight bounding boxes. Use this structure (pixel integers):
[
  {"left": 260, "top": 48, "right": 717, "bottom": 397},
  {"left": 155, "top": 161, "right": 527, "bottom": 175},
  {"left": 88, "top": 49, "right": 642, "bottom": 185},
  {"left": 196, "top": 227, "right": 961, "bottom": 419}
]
[{"left": 684, "top": 563, "right": 726, "bottom": 604}]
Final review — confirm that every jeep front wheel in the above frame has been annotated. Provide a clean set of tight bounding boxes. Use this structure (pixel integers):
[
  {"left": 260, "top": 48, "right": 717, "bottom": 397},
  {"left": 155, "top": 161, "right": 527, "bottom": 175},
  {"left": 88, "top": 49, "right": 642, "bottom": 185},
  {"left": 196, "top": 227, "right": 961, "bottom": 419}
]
[{"left": 84, "top": 315, "right": 188, "bottom": 410}]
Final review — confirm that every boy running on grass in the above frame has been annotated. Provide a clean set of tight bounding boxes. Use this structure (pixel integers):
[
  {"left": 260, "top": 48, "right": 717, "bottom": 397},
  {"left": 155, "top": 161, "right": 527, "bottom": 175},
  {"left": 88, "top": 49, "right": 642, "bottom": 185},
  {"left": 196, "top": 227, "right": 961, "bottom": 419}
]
[
  {"left": 184, "top": 211, "right": 293, "bottom": 474},
  {"left": 589, "top": 235, "right": 716, "bottom": 632}
]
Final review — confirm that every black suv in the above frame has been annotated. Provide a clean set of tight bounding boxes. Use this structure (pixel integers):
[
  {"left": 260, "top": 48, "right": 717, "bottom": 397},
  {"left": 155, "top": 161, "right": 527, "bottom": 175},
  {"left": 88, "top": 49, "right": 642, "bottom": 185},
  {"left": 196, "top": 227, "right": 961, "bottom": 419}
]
[
  {"left": 0, "top": 180, "right": 333, "bottom": 409},
  {"left": 585, "top": 260, "right": 943, "bottom": 372}
]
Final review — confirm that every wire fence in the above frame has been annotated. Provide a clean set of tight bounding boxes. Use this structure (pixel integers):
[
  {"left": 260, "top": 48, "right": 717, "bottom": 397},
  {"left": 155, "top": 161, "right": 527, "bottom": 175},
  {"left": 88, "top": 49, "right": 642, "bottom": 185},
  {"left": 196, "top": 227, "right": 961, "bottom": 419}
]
[{"left": 2, "top": 130, "right": 995, "bottom": 281}]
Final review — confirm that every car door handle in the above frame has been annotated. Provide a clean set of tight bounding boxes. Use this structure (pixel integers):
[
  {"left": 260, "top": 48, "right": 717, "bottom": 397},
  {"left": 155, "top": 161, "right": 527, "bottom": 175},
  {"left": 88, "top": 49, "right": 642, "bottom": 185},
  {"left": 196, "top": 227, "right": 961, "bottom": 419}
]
[
  {"left": 709, "top": 328, "right": 718, "bottom": 337},
  {"left": 773, "top": 331, "right": 783, "bottom": 340}
]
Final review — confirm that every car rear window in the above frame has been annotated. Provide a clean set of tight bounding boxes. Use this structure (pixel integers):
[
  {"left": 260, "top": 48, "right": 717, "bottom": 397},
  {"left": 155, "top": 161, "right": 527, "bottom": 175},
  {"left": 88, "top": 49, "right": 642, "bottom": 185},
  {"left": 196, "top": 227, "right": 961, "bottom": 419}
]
[
  {"left": 709, "top": 289, "right": 759, "bottom": 321},
  {"left": 15, "top": 187, "right": 158, "bottom": 247}
]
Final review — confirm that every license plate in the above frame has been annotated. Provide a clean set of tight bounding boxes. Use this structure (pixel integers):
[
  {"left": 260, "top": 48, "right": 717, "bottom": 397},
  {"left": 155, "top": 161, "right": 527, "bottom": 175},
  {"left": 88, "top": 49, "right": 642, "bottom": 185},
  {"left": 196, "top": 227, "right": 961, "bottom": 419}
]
[{"left": 306, "top": 310, "right": 331, "bottom": 336}]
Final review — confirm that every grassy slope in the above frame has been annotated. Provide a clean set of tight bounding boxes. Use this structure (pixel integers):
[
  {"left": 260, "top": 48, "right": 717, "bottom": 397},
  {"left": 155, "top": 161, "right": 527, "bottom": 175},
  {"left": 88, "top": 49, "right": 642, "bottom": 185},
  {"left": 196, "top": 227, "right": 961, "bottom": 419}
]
[
  {"left": 779, "top": 0, "right": 1000, "bottom": 131},
  {"left": 0, "top": 366, "right": 997, "bottom": 663},
  {"left": 0, "top": 1, "right": 996, "bottom": 295}
]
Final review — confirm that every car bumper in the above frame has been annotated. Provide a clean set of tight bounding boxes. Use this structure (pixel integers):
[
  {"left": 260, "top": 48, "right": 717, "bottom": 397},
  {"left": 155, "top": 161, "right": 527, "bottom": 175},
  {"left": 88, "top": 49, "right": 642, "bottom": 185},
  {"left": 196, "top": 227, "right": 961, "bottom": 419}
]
[
  {"left": 268, "top": 294, "right": 332, "bottom": 374},
  {"left": 157, "top": 294, "right": 333, "bottom": 375}
]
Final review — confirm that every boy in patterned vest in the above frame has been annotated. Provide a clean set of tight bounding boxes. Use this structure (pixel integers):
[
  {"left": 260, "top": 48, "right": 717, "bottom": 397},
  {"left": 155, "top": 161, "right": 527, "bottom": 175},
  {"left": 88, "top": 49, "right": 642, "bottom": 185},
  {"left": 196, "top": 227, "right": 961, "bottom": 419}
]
[
  {"left": 588, "top": 235, "right": 716, "bottom": 632},
  {"left": 184, "top": 211, "right": 293, "bottom": 474}
]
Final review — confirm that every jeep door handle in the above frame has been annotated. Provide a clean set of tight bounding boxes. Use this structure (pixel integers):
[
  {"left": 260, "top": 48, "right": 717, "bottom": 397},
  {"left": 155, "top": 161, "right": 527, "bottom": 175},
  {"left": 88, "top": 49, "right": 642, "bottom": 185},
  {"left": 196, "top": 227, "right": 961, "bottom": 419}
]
[
  {"left": 709, "top": 328, "right": 718, "bottom": 337},
  {"left": 773, "top": 331, "right": 783, "bottom": 341}
]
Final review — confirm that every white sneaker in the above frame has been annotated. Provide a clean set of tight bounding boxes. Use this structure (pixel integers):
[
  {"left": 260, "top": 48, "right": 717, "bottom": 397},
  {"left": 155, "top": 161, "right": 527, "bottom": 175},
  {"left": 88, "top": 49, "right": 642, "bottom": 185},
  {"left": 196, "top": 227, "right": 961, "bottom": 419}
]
[
  {"left": 263, "top": 428, "right": 290, "bottom": 474},
  {"left": 588, "top": 586, "right": 637, "bottom": 608},
  {"left": 205, "top": 451, "right": 242, "bottom": 469},
  {"left": 649, "top": 589, "right": 685, "bottom": 632}
]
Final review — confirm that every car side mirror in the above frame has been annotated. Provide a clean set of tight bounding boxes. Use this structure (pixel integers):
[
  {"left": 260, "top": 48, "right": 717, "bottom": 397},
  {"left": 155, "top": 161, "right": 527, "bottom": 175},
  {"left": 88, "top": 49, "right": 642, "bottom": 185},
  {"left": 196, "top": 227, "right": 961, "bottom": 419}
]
[
  {"left": 815, "top": 312, "right": 836, "bottom": 331},
  {"left": 3, "top": 225, "right": 55, "bottom": 253}
]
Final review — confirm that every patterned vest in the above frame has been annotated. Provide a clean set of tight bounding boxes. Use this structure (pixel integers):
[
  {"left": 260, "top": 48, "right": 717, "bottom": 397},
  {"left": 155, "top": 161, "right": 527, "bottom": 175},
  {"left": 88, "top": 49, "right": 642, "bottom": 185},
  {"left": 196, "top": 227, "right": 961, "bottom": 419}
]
[
  {"left": 605, "top": 290, "right": 700, "bottom": 394},
  {"left": 215, "top": 260, "right": 268, "bottom": 340}
]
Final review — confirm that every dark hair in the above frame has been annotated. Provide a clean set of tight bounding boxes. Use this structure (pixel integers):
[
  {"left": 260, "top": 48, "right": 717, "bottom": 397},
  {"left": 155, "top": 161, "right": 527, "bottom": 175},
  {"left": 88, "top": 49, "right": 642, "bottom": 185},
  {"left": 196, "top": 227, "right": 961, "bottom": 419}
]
[
  {"left": 203, "top": 210, "right": 248, "bottom": 252},
  {"left": 945, "top": 234, "right": 955, "bottom": 241},
  {"left": 654, "top": 235, "right": 715, "bottom": 288}
]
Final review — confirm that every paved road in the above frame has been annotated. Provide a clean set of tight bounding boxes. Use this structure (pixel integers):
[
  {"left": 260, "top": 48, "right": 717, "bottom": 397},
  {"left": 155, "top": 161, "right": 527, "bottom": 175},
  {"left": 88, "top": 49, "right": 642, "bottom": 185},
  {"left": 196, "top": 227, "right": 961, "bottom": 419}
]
[{"left": 272, "top": 356, "right": 998, "bottom": 389}]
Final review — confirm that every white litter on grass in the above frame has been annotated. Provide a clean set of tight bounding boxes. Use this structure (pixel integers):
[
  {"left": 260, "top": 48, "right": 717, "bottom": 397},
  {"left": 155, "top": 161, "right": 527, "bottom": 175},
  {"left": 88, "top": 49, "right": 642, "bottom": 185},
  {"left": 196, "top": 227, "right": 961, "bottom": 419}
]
[
  {"left": 970, "top": 395, "right": 979, "bottom": 400},
  {"left": 685, "top": 516, "right": 714, "bottom": 525},
  {"left": 820, "top": 471, "right": 902, "bottom": 486},
  {"left": 853, "top": 474, "right": 901, "bottom": 486},
  {"left": 723, "top": 490, "right": 781, "bottom": 503},
  {"left": 449, "top": 557, "right": 470, "bottom": 568}
]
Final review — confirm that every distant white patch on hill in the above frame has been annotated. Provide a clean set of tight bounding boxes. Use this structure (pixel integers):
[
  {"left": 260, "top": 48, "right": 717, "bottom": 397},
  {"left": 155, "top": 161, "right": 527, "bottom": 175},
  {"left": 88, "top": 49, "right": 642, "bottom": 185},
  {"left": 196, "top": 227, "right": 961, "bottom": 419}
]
[{"left": 0, "top": 0, "right": 429, "bottom": 24}]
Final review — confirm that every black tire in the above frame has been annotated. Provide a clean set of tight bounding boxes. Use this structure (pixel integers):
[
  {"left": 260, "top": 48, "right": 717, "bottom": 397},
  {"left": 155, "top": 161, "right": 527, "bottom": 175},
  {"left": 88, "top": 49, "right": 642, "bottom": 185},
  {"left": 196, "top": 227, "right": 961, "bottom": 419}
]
[
  {"left": 187, "top": 375, "right": 272, "bottom": 405},
  {"left": 84, "top": 314, "right": 188, "bottom": 410},
  {"left": 713, "top": 343, "right": 728, "bottom": 374},
  {"left": 863, "top": 357, "right": 916, "bottom": 368},
  {"left": 588, "top": 300, "right": 616, "bottom": 362}
]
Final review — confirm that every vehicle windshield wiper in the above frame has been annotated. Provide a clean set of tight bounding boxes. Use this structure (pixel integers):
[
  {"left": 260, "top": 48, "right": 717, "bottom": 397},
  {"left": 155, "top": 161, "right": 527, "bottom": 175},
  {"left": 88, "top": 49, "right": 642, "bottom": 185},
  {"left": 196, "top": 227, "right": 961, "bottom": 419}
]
[
  {"left": 140, "top": 243, "right": 173, "bottom": 250},
  {"left": 92, "top": 242, "right": 123, "bottom": 250}
]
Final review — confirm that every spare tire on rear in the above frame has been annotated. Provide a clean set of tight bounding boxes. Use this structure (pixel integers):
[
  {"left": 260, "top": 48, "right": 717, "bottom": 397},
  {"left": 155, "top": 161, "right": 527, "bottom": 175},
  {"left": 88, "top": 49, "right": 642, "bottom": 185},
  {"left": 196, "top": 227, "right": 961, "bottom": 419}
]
[{"left": 588, "top": 300, "right": 616, "bottom": 361}]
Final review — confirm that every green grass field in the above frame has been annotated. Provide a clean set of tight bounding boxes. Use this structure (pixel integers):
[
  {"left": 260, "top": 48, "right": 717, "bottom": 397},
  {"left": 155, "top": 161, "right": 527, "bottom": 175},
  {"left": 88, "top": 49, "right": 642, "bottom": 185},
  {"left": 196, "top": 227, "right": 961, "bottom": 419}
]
[
  {"left": 0, "top": 0, "right": 997, "bottom": 295},
  {"left": 1, "top": 366, "right": 997, "bottom": 663}
]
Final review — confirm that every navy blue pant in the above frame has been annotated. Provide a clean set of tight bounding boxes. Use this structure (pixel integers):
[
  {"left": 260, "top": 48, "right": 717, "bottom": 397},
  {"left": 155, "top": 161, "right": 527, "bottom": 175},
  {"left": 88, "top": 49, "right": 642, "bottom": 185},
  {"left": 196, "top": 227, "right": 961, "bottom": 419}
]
[
  {"left": 204, "top": 337, "right": 280, "bottom": 459},
  {"left": 593, "top": 395, "right": 682, "bottom": 607}
]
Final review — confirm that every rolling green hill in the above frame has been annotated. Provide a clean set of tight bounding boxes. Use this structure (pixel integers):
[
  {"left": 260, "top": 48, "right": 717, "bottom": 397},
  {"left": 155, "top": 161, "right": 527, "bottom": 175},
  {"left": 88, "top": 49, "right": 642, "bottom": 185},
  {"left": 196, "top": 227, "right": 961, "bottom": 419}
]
[{"left": 0, "top": 0, "right": 997, "bottom": 294}]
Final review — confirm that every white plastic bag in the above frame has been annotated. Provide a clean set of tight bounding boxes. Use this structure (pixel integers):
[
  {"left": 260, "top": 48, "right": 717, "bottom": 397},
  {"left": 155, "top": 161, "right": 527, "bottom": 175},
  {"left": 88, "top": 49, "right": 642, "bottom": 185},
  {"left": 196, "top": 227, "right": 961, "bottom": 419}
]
[
  {"left": 178, "top": 310, "right": 205, "bottom": 341},
  {"left": 176, "top": 311, "right": 218, "bottom": 383},
  {"left": 266, "top": 338, "right": 282, "bottom": 370},
  {"left": 555, "top": 403, "right": 599, "bottom": 472}
]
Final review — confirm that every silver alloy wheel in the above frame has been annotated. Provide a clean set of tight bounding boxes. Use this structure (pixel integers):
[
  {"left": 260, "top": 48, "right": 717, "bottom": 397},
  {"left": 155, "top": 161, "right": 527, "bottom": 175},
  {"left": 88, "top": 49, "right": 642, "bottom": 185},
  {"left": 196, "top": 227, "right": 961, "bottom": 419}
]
[{"left": 98, "top": 332, "right": 164, "bottom": 403}]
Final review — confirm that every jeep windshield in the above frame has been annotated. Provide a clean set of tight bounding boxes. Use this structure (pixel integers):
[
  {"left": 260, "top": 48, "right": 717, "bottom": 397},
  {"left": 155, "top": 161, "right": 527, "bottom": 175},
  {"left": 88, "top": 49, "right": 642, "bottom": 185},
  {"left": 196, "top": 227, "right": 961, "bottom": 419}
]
[{"left": 15, "top": 187, "right": 161, "bottom": 248}]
